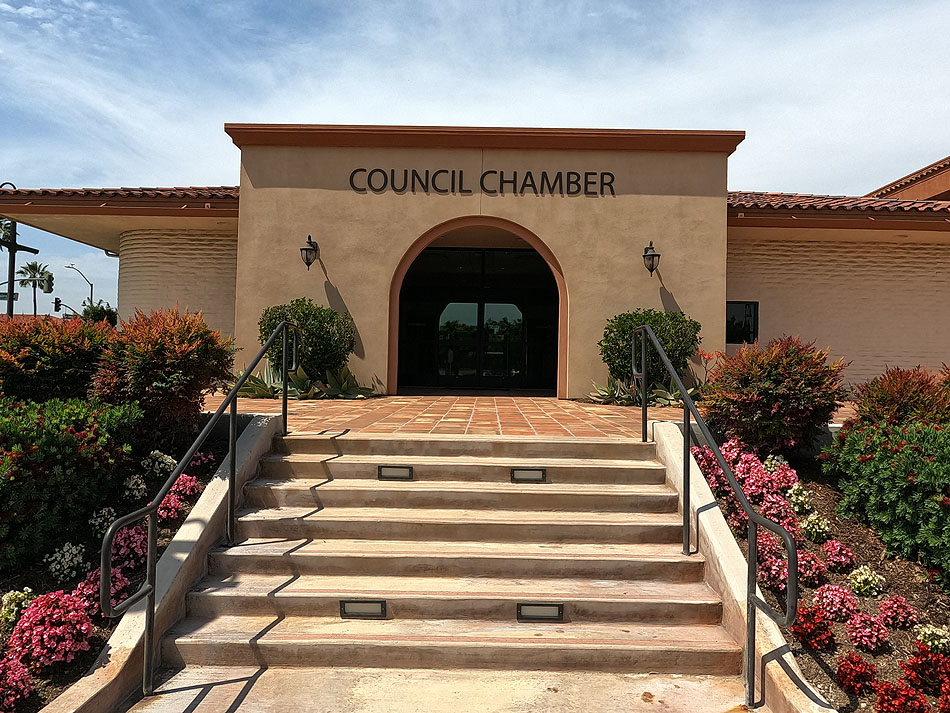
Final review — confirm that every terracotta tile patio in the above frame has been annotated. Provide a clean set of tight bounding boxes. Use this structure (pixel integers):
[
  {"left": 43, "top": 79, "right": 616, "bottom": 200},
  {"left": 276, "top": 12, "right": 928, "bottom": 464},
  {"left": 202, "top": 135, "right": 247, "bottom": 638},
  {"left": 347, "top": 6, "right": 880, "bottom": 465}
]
[{"left": 203, "top": 395, "right": 686, "bottom": 439}]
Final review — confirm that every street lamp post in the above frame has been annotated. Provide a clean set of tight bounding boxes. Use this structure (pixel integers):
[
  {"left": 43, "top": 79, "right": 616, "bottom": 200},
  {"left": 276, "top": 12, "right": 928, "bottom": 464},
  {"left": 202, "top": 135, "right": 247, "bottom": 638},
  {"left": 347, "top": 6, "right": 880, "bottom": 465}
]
[
  {"left": 0, "top": 182, "right": 40, "bottom": 317},
  {"left": 65, "top": 263, "right": 94, "bottom": 306}
]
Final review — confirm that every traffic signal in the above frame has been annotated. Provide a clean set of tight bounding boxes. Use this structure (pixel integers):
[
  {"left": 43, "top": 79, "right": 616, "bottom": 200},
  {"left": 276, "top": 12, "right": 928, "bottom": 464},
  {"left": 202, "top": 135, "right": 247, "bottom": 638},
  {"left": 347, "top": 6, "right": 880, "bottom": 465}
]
[
  {"left": 53, "top": 297, "right": 61, "bottom": 312},
  {"left": 40, "top": 274, "right": 54, "bottom": 293}
]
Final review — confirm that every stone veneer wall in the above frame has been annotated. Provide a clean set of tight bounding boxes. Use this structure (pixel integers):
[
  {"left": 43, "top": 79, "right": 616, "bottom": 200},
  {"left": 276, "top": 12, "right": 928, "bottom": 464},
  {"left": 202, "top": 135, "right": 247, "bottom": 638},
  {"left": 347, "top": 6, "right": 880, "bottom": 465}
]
[
  {"left": 118, "top": 229, "right": 238, "bottom": 336},
  {"left": 727, "top": 237, "right": 950, "bottom": 384}
]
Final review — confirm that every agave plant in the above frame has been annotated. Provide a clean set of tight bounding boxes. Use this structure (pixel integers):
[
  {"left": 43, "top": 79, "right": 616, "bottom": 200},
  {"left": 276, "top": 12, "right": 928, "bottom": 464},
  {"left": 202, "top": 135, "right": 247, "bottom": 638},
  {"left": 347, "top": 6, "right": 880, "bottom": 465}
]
[
  {"left": 236, "top": 367, "right": 281, "bottom": 398},
  {"left": 286, "top": 365, "right": 320, "bottom": 400},
  {"left": 650, "top": 379, "right": 700, "bottom": 407},
  {"left": 322, "top": 366, "right": 374, "bottom": 399},
  {"left": 588, "top": 378, "right": 641, "bottom": 406}
]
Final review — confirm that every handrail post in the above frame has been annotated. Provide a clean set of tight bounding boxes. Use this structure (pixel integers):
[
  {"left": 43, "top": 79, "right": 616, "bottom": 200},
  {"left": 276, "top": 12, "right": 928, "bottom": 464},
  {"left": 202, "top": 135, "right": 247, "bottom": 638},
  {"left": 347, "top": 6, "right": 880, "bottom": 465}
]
[
  {"left": 227, "top": 398, "right": 237, "bottom": 546},
  {"left": 683, "top": 402, "right": 691, "bottom": 555},
  {"left": 640, "top": 330, "right": 648, "bottom": 442},
  {"left": 746, "top": 519, "right": 758, "bottom": 707},
  {"left": 143, "top": 511, "right": 158, "bottom": 695},
  {"left": 282, "top": 325, "right": 289, "bottom": 436}
]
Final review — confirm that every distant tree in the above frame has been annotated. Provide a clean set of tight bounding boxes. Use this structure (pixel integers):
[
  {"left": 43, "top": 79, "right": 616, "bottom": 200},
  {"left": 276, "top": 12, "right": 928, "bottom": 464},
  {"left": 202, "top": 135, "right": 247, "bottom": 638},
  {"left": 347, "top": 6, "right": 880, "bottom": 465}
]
[
  {"left": 15, "top": 261, "right": 52, "bottom": 317},
  {"left": 81, "top": 299, "right": 118, "bottom": 326}
]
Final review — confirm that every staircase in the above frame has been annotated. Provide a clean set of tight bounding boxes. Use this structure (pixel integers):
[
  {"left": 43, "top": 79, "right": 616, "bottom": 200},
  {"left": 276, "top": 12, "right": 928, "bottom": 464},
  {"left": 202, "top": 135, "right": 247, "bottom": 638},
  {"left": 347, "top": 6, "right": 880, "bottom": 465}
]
[{"left": 141, "top": 432, "right": 743, "bottom": 708}]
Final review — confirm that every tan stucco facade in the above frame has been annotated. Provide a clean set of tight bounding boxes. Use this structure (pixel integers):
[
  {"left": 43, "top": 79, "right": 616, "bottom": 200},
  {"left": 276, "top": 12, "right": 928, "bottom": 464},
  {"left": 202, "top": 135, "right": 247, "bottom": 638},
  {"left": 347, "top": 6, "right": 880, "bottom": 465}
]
[
  {"left": 232, "top": 135, "right": 734, "bottom": 397},
  {"left": 727, "top": 226, "right": 950, "bottom": 384}
]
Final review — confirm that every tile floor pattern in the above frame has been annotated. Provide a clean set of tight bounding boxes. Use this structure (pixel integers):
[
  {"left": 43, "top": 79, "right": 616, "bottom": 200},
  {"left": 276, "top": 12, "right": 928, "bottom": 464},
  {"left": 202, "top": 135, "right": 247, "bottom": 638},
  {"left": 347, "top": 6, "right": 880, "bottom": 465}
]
[{"left": 202, "top": 395, "right": 686, "bottom": 438}]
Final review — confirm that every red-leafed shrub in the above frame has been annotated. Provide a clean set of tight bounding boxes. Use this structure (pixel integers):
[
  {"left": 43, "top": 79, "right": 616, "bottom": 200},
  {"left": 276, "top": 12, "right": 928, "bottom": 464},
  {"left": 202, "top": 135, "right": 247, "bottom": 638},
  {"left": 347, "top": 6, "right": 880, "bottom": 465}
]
[
  {"left": 91, "top": 307, "right": 234, "bottom": 452},
  {"left": 0, "top": 656, "right": 33, "bottom": 712},
  {"left": 700, "top": 336, "right": 847, "bottom": 454},
  {"left": 157, "top": 492, "right": 185, "bottom": 522},
  {"left": 71, "top": 567, "right": 131, "bottom": 618},
  {"left": 821, "top": 539, "right": 856, "bottom": 572},
  {"left": 0, "top": 317, "right": 114, "bottom": 401},
  {"left": 814, "top": 584, "right": 858, "bottom": 622},
  {"left": 6, "top": 591, "right": 93, "bottom": 670},
  {"left": 171, "top": 473, "right": 200, "bottom": 497},
  {"left": 878, "top": 595, "right": 920, "bottom": 629},
  {"left": 874, "top": 680, "right": 932, "bottom": 713},
  {"left": 846, "top": 612, "right": 890, "bottom": 654},
  {"left": 111, "top": 525, "right": 147, "bottom": 570},
  {"left": 939, "top": 679, "right": 950, "bottom": 713},
  {"left": 900, "top": 642, "right": 950, "bottom": 695},
  {"left": 790, "top": 604, "right": 835, "bottom": 650},
  {"left": 836, "top": 652, "right": 877, "bottom": 695},
  {"left": 797, "top": 550, "right": 828, "bottom": 588},
  {"left": 852, "top": 366, "right": 950, "bottom": 427}
]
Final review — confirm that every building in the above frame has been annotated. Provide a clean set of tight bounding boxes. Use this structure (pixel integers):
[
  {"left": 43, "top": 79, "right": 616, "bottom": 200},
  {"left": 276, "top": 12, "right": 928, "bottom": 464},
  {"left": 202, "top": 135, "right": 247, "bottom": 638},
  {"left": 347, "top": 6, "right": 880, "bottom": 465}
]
[{"left": 1, "top": 125, "right": 948, "bottom": 396}]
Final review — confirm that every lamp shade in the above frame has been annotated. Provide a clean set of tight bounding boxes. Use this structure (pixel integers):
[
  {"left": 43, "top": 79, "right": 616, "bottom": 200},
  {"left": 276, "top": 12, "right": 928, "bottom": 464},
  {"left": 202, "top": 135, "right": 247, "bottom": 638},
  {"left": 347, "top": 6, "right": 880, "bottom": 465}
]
[
  {"left": 642, "top": 241, "right": 660, "bottom": 275},
  {"left": 300, "top": 235, "right": 319, "bottom": 270}
]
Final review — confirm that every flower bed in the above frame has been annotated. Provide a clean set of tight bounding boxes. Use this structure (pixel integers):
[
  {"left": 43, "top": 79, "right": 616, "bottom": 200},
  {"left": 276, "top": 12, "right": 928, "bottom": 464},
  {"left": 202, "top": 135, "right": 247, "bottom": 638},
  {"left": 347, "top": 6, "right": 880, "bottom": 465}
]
[{"left": 693, "top": 441, "right": 950, "bottom": 711}]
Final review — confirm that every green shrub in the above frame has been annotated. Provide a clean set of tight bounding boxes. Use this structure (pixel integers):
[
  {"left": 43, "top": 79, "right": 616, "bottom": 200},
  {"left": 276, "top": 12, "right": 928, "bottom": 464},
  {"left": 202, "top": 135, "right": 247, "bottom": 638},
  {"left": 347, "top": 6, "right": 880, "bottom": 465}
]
[
  {"left": 81, "top": 300, "right": 119, "bottom": 327},
  {"left": 90, "top": 308, "right": 234, "bottom": 453},
  {"left": 824, "top": 420, "right": 950, "bottom": 585},
  {"left": 700, "top": 336, "right": 847, "bottom": 454},
  {"left": 597, "top": 309, "right": 702, "bottom": 389},
  {"left": 0, "top": 397, "right": 142, "bottom": 573},
  {"left": 258, "top": 298, "right": 356, "bottom": 379},
  {"left": 0, "top": 317, "right": 114, "bottom": 401},
  {"left": 851, "top": 366, "right": 950, "bottom": 426}
]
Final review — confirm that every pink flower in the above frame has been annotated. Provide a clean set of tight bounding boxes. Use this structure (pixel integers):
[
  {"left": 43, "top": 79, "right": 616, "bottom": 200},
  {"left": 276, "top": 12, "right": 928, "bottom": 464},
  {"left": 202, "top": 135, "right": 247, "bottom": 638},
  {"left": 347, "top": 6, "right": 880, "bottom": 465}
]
[
  {"left": 0, "top": 656, "right": 33, "bottom": 712},
  {"left": 813, "top": 584, "right": 858, "bottom": 621},
  {"left": 111, "top": 525, "right": 148, "bottom": 570},
  {"left": 846, "top": 612, "right": 889, "bottom": 653},
  {"left": 820, "top": 539, "right": 856, "bottom": 572},
  {"left": 158, "top": 492, "right": 185, "bottom": 522},
  {"left": 6, "top": 592, "right": 93, "bottom": 670},
  {"left": 877, "top": 595, "right": 919, "bottom": 629},
  {"left": 71, "top": 567, "right": 131, "bottom": 618},
  {"left": 171, "top": 473, "right": 200, "bottom": 497}
]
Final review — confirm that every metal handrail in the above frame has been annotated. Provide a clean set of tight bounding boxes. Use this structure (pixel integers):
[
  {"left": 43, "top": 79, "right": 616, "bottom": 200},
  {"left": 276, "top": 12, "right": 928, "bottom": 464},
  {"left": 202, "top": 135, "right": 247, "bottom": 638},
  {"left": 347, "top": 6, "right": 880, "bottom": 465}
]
[
  {"left": 632, "top": 325, "right": 798, "bottom": 707},
  {"left": 99, "top": 321, "right": 300, "bottom": 696}
]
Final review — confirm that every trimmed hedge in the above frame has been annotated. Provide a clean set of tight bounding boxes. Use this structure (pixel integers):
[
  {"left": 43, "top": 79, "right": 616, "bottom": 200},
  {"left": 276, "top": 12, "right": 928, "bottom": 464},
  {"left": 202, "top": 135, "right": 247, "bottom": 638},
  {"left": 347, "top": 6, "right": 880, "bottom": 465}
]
[
  {"left": 258, "top": 298, "right": 355, "bottom": 379},
  {"left": 824, "top": 420, "right": 950, "bottom": 586},
  {"left": 0, "top": 398, "right": 142, "bottom": 572},
  {"left": 597, "top": 308, "right": 702, "bottom": 388},
  {"left": 0, "top": 318, "right": 114, "bottom": 401},
  {"left": 851, "top": 366, "right": 950, "bottom": 426},
  {"left": 701, "top": 336, "right": 847, "bottom": 454}
]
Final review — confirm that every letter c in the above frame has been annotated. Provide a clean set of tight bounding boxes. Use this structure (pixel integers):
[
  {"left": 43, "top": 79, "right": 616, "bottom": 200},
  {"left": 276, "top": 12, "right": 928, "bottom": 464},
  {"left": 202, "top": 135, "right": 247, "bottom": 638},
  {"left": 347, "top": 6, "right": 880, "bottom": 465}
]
[{"left": 349, "top": 168, "right": 367, "bottom": 194}]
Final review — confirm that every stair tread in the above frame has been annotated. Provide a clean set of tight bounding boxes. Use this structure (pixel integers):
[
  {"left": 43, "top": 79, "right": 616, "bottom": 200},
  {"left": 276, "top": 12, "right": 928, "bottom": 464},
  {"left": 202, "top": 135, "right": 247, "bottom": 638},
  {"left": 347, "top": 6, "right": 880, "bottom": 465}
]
[
  {"left": 236, "top": 505, "right": 681, "bottom": 525},
  {"left": 192, "top": 572, "right": 720, "bottom": 602},
  {"left": 247, "top": 478, "right": 675, "bottom": 496},
  {"left": 263, "top": 453, "right": 664, "bottom": 468},
  {"left": 168, "top": 615, "right": 740, "bottom": 650},
  {"left": 218, "top": 537, "right": 700, "bottom": 561},
  {"left": 279, "top": 433, "right": 655, "bottom": 447}
]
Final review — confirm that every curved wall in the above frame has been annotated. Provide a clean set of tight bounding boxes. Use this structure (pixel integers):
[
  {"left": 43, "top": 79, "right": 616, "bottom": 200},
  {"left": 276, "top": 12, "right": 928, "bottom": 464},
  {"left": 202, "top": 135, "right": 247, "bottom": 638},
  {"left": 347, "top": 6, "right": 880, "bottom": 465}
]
[{"left": 118, "top": 229, "right": 237, "bottom": 336}]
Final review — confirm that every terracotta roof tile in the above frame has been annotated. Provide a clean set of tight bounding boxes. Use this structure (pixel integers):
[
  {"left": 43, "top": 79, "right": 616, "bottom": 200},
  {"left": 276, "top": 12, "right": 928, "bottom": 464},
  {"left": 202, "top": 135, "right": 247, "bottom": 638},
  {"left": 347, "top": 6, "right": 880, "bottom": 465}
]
[
  {"left": 866, "top": 156, "right": 950, "bottom": 198},
  {"left": 0, "top": 186, "right": 239, "bottom": 200},
  {"left": 727, "top": 191, "right": 950, "bottom": 214}
]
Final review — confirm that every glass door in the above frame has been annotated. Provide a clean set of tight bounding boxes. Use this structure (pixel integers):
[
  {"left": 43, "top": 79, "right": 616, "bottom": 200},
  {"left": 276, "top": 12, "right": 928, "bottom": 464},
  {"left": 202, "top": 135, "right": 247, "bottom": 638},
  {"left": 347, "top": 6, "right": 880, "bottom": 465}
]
[
  {"left": 438, "top": 302, "right": 479, "bottom": 388},
  {"left": 480, "top": 303, "right": 524, "bottom": 388}
]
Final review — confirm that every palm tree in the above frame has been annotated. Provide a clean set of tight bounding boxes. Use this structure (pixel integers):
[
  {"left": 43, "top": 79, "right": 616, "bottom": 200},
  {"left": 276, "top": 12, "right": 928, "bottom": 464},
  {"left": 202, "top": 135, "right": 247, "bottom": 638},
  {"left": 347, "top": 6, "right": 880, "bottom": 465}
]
[{"left": 16, "top": 261, "right": 51, "bottom": 317}]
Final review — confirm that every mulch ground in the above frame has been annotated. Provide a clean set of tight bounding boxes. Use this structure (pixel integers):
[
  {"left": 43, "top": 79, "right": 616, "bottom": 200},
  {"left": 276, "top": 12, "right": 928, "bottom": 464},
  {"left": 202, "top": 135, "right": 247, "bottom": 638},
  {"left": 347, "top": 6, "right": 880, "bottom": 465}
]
[{"left": 758, "top": 457, "right": 950, "bottom": 712}]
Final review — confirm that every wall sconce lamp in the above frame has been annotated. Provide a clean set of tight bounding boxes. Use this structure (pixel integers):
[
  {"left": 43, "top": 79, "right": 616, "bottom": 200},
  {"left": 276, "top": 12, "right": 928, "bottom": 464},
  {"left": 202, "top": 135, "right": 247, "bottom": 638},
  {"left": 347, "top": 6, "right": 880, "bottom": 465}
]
[
  {"left": 642, "top": 241, "right": 661, "bottom": 276},
  {"left": 300, "top": 234, "right": 319, "bottom": 270}
]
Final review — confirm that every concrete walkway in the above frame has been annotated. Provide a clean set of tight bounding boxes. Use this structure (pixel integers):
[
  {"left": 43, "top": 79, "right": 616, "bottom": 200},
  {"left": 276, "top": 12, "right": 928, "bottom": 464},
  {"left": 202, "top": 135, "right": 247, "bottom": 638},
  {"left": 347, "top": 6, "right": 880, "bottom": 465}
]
[{"left": 131, "top": 667, "right": 758, "bottom": 713}]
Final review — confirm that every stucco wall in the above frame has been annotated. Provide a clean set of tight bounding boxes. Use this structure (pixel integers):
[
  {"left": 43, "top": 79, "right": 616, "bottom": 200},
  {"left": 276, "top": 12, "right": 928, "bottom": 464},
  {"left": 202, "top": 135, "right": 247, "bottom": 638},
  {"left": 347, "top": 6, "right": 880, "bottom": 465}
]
[
  {"left": 727, "top": 226, "right": 950, "bottom": 384},
  {"left": 118, "top": 229, "right": 238, "bottom": 336},
  {"left": 234, "top": 145, "right": 730, "bottom": 397}
]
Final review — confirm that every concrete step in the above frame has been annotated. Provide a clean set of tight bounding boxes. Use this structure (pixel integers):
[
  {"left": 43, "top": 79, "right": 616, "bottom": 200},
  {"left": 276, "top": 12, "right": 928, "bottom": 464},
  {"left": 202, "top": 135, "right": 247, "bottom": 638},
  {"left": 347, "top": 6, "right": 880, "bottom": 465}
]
[
  {"left": 162, "top": 615, "right": 742, "bottom": 675},
  {"left": 244, "top": 477, "right": 679, "bottom": 512},
  {"left": 234, "top": 506, "right": 683, "bottom": 544},
  {"left": 186, "top": 572, "right": 723, "bottom": 624},
  {"left": 259, "top": 453, "right": 667, "bottom": 485},
  {"left": 210, "top": 538, "right": 706, "bottom": 581},
  {"left": 274, "top": 432, "right": 656, "bottom": 461},
  {"left": 126, "top": 666, "right": 756, "bottom": 713}
]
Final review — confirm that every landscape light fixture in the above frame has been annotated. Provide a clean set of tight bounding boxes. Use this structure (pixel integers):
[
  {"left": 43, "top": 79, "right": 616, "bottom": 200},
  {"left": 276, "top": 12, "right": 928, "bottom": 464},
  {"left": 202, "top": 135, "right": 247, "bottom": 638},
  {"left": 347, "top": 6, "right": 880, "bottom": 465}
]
[
  {"left": 300, "top": 234, "right": 319, "bottom": 270},
  {"left": 642, "top": 241, "right": 661, "bottom": 276}
]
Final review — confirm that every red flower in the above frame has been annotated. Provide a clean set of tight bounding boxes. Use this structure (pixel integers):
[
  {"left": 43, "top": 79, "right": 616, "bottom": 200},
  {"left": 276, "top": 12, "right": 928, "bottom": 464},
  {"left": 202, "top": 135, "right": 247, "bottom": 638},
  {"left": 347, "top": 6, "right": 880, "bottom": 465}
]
[{"left": 836, "top": 653, "right": 877, "bottom": 695}]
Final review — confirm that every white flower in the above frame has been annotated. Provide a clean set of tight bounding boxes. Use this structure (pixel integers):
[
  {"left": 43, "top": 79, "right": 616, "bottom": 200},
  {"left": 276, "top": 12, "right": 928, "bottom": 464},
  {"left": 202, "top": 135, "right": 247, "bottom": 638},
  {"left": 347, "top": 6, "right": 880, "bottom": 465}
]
[
  {"left": 142, "top": 451, "right": 177, "bottom": 479},
  {"left": 123, "top": 472, "right": 148, "bottom": 500},
  {"left": 89, "top": 507, "right": 117, "bottom": 536},
  {"left": 44, "top": 542, "right": 87, "bottom": 583}
]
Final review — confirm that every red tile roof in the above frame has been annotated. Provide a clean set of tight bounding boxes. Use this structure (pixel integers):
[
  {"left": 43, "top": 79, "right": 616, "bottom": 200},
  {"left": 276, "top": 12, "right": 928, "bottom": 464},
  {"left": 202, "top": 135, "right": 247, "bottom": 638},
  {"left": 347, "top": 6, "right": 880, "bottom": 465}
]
[
  {"left": 866, "top": 156, "right": 950, "bottom": 198},
  {"left": 728, "top": 191, "right": 950, "bottom": 214},
  {"left": 0, "top": 186, "right": 239, "bottom": 200}
]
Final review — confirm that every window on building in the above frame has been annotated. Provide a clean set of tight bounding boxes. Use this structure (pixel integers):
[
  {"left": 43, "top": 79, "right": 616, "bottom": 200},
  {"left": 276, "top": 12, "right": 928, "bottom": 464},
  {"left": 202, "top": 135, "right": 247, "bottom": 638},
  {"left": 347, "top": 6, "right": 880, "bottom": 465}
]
[{"left": 726, "top": 301, "right": 758, "bottom": 344}]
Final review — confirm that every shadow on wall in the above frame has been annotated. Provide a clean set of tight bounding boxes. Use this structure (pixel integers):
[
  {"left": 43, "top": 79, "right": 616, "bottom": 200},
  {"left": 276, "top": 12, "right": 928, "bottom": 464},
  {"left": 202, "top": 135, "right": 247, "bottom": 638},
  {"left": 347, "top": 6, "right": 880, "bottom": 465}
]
[
  {"left": 656, "top": 270, "right": 683, "bottom": 313},
  {"left": 317, "top": 258, "right": 365, "bottom": 359}
]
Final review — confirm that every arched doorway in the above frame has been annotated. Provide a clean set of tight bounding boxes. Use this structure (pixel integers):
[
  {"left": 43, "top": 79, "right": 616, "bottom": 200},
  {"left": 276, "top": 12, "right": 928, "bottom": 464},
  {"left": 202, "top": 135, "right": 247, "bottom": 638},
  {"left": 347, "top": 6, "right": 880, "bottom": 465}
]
[{"left": 388, "top": 217, "right": 567, "bottom": 396}]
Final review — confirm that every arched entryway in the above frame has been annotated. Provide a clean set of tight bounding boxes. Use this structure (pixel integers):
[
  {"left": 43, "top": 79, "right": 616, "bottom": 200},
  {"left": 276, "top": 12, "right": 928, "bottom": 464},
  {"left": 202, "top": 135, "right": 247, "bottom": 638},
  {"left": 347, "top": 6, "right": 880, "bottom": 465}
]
[{"left": 388, "top": 217, "right": 568, "bottom": 397}]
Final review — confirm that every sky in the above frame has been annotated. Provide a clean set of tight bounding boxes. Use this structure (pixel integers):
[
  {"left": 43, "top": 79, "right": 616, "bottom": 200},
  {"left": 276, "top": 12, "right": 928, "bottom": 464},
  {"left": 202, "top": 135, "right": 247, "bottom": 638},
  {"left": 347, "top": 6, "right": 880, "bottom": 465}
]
[{"left": 1, "top": 0, "right": 948, "bottom": 315}]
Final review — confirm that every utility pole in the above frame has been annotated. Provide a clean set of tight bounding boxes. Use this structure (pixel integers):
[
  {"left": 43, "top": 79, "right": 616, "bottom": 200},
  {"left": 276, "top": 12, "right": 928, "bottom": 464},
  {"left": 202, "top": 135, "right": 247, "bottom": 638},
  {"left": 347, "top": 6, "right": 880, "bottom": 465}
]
[{"left": 0, "top": 183, "right": 40, "bottom": 318}]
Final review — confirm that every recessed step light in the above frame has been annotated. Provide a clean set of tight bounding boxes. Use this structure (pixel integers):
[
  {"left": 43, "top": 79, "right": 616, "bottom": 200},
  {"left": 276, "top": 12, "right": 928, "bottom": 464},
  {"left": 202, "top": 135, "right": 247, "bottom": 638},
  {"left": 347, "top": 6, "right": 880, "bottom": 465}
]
[
  {"left": 510, "top": 468, "right": 546, "bottom": 483},
  {"left": 517, "top": 602, "right": 564, "bottom": 622},
  {"left": 378, "top": 465, "right": 414, "bottom": 481},
  {"left": 340, "top": 599, "right": 387, "bottom": 619}
]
